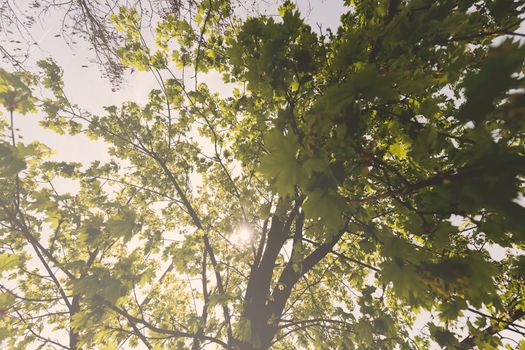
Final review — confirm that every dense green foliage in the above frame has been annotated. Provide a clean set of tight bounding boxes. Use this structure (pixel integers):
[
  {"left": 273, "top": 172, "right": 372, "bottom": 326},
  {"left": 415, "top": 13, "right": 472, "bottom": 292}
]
[{"left": 1, "top": 0, "right": 525, "bottom": 349}]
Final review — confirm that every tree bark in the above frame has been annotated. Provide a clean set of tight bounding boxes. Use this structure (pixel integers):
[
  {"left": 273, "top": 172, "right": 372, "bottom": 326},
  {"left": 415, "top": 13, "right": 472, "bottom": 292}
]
[
  {"left": 241, "top": 214, "right": 287, "bottom": 350},
  {"left": 239, "top": 211, "right": 346, "bottom": 350}
]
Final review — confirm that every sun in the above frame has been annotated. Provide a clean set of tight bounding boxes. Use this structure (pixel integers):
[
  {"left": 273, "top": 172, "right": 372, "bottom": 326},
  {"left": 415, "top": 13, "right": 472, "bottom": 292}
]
[{"left": 232, "top": 223, "right": 253, "bottom": 245}]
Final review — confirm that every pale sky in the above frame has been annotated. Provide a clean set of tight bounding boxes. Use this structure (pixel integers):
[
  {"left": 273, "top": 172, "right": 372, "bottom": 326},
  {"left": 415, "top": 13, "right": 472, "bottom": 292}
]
[
  {"left": 2, "top": 1, "right": 524, "bottom": 348},
  {"left": 7, "top": 0, "right": 347, "bottom": 168}
]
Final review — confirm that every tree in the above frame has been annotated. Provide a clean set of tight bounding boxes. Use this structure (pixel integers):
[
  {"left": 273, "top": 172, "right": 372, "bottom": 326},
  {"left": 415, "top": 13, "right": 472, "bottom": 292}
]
[
  {"left": 1, "top": 0, "right": 525, "bottom": 349},
  {"left": 0, "top": 0, "right": 261, "bottom": 86}
]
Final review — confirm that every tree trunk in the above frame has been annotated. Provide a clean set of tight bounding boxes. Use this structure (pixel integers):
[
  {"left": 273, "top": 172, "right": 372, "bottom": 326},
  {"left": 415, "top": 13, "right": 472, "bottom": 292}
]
[{"left": 240, "top": 212, "right": 287, "bottom": 350}]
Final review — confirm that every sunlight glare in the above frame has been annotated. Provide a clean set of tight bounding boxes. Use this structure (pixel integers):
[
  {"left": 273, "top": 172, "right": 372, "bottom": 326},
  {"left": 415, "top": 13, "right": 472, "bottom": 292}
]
[{"left": 232, "top": 223, "right": 253, "bottom": 245}]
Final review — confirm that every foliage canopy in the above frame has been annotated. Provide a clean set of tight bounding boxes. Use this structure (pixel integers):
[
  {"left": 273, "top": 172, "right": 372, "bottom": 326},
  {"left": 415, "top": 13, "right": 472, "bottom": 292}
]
[{"left": 0, "top": 0, "right": 525, "bottom": 349}]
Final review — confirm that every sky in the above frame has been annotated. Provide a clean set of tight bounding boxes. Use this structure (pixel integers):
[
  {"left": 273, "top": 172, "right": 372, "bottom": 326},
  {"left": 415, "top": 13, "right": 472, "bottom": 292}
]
[
  {"left": 1, "top": 0, "right": 349, "bottom": 198},
  {"left": 1, "top": 0, "right": 524, "bottom": 348},
  {"left": 0, "top": 2, "right": 348, "bottom": 347},
  {"left": 1, "top": 0, "right": 348, "bottom": 177}
]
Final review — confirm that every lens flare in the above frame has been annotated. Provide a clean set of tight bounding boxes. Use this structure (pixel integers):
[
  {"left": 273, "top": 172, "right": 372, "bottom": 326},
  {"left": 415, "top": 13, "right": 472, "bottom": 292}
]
[{"left": 232, "top": 223, "right": 253, "bottom": 245}]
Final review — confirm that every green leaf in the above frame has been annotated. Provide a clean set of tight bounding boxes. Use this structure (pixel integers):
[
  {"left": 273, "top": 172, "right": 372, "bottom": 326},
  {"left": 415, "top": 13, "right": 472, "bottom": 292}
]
[
  {"left": 302, "top": 189, "right": 347, "bottom": 232},
  {"left": 74, "top": 272, "right": 124, "bottom": 303},
  {"left": 389, "top": 139, "right": 411, "bottom": 159},
  {"left": 106, "top": 209, "right": 136, "bottom": 241},
  {"left": 380, "top": 258, "right": 427, "bottom": 305},
  {"left": 0, "top": 293, "right": 15, "bottom": 308},
  {"left": 460, "top": 40, "right": 525, "bottom": 122},
  {"left": 0, "top": 254, "right": 18, "bottom": 272},
  {"left": 259, "top": 129, "right": 305, "bottom": 195},
  {"left": 350, "top": 65, "right": 396, "bottom": 100},
  {"left": 429, "top": 324, "right": 459, "bottom": 348},
  {"left": 412, "top": 127, "right": 438, "bottom": 164},
  {"left": 0, "top": 142, "right": 26, "bottom": 177},
  {"left": 0, "top": 68, "right": 36, "bottom": 114},
  {"left": 438, "top": 297, "right": 466, "bottom": 322},
  {"left": 208, "top": 294, "right": 230, "bottom": 308}
]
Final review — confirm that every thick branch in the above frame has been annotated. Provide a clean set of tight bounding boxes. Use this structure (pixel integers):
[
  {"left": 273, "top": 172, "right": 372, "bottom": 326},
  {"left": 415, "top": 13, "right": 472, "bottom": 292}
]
[
  {"left": 105, "top": 302, "right": 229, "bottom": 349},
  {"left": 459, "top": 309, "right": 525, "bottom": 349}
]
